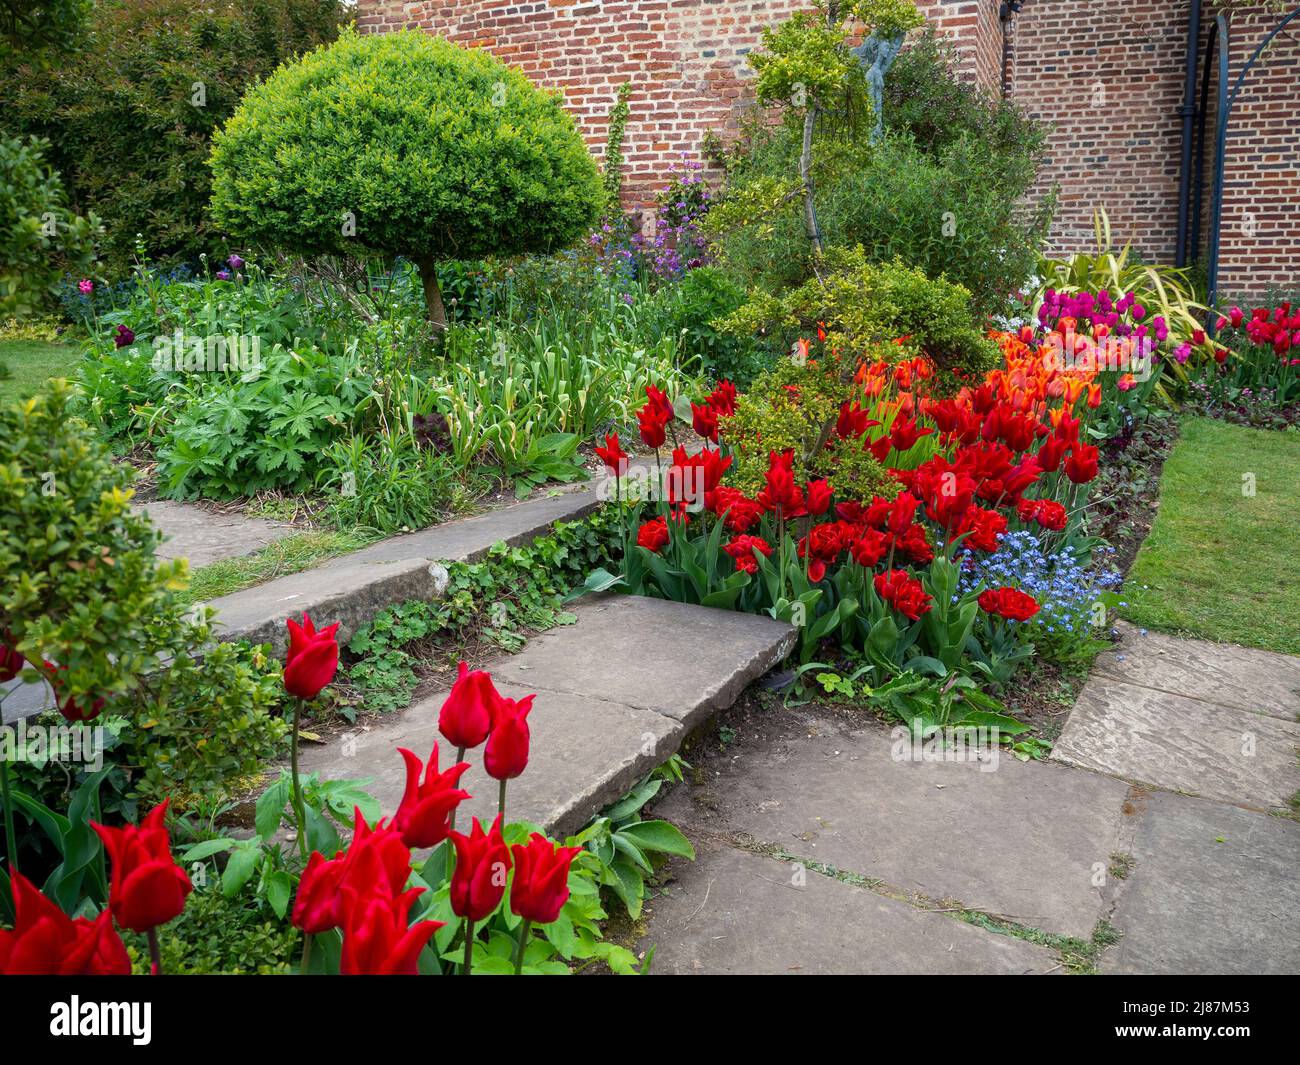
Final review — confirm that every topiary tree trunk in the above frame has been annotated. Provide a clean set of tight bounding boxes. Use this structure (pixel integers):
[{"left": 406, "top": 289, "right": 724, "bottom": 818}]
[{"left": 416, "top": 256, "right": 447, "bottom": 331}]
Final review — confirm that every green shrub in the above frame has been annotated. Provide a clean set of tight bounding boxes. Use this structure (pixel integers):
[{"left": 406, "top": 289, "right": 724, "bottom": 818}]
[
  {"left": 0, "top": 381, "right": 289, "bottom": 801},
  {"left": 723, "top": 249, "right": 1001, "bottom": 387},
  {"left": 0, "top": 134, "right": 102, "bottom": 317},
  {"left": 646, "top": 266, "right": 768, "bottom": 385},
  {"left": 0, "top": 0, "right": 345, "bottom": 277},
  {"left": 124, "top": 883, "right": 298, "bottom": 975},
  {"left": 209, "top": 29, "right": 604, "bottom": 327},
  {"left": 706, "top": 23, "right": 1050, "bottom": 318}
]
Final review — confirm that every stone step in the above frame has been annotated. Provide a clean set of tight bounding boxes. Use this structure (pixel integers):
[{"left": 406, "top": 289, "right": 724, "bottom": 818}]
[
  {"left": 297, "top": 595, "right": 796, "bottom": 838},
  {"left": 136, "top": 500, "right": 295, "bottom": 570},
  {"left": 210, "top": 489, "right": 599, "bottom": 656},
  {"left": 2, "top": 489, "right": 599, "bottom": 724}
]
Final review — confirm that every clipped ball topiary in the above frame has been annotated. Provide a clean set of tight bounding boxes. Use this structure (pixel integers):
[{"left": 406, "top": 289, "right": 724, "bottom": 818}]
[{"left": 208, "top": 29, "right": 604, "bottom": 326}]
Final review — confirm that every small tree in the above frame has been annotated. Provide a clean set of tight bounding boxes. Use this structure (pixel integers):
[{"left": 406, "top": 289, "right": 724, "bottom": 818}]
[{"left": 209, "top": 29, "right": 604, "bottom": 328}]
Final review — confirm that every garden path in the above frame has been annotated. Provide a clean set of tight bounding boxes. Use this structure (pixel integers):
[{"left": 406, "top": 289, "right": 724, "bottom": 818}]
[
  {"left": 296, "top": 594, "right": 797, "bottom": 837},
  {"left": 635, "top": 622, "right": 1300, "bottom": 975},
  {"left": 134, "top": 500, "right": 295, "bottom": 569}
]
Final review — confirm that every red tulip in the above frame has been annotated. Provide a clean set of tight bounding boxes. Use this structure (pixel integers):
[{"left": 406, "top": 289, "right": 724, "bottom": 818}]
[
  {"left": 706, "top": 380, "right": 737, "bottom": 417},
  {"left": 91, "top": 801, "right": 192, "bottom": 933},
  {"left": 283, "top": 613, "right": 339, "bottom": 700},
  {"left": 690, "top": 401, "right": 719, "bottom": 442},
  {"left": 873, "top": 569, "right": 933, "bottom": 621},
  {"left": 45, "top": 662, "right": 105, "bottom": 723},
  {"left": 448, "top": 815, "right": 512, "bottom": 922},
  {"left": 805, "top": 479, "right": 833, "bottom": 516},
  {"left": 636, "top": 516, "right": 670, "bottom": 553},
  {"left": 723, "top": 534, "right": 773, "bottom": 575},
  {"left": 393, "top": 743, "right": 471, "bottom": 849},
  {"left": 593, "top": 433, "right": 629, "bottom": 475},
  {"left": 1064, "top": 444, "right": 1099, "bottom": 484},
  {"left": 339, "top": 884, "right": 442, "bottom": 976},
  {"left": 0, "top": 642, "right": 23, "bottom": 683},
  {"left": 509, "top": 833, "right": 583, "bottom": 925},
  {"left": 978, "top": 586, "right": 1041, "bottom": 622},
  {"left": 438, "top": 661, "right": 502, "bottom": 751},
  {"left": 485, "top": 693, "right": 533, "bottom": 781},
  {"left": 636, "top": 404, "right": 668, "bottom": 449},
  {"left": 292, "top": 810, "right": 414, "bottom": 934},
  {"left": 0, "top": 871, "right": 131, "bottom": 975}
]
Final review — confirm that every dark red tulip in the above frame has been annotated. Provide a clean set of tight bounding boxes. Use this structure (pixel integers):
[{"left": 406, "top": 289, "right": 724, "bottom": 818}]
[
  {"left": 283, "top": 613, "right": 340, "bottom": 700},
  {"left": 0, "top": 642, "right": 23, "bottom": 683},
  {"left": 91, "top": 801, "right": 192, "bottom": 933},
  {"left": 484, "top": 693, "right": 533, "bottom": 781},
  {"left": 448, "top": 815, "right": 512, "bottom": 922},
  {"left": 339, "top": 884, "right": 442, "bottom": 976},
  {"left": 292, "top": 810, "right": 413, "bottom": 934},
  {"left": 509, "top": 833, "right": 583, "bottom": 925},
  {"left": 0, "top": 871, "right": 131, "bottom": 975},
  {"left": 438, "top": 662, "right": 502, "bottom": 751},
  {"left": 393, "top": 743, "right": 471, "bottom": 849}
]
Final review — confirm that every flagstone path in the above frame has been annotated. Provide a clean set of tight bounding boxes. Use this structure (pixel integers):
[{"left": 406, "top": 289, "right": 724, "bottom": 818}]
[{"left": 634, "top": 622, "right": 1300, "bottom": 975}]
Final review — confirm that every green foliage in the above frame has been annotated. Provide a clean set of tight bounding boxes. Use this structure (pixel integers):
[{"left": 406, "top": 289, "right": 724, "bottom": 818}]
[
  {"left": 724, "top": 249, "right": 1001, "bottom": 387},
  {"left": 645, "top": 266, "right": 767, "bottom": 385},
  {"left": 723, "top": 352, "right": 899, "bottom": 499},
  {"left": 710, "top": 20, "right": 1050, "bottom": 318},
  {"left": 344, "top": 512, "right": 620, "bottom": 714},
  {"left": 322, "top": 431, "right": 457, "bottom": 534},
  {"left": 125, "top": 883, "right": 299, "bottom": 975},
  {"left": 0, "top": 0, "right": 89, "bottom": 53},
  {"left": 0, "top": 0, "right": 346, "bottom": 277},
  {"left": 0, "top": 382, "right": 288, "bottom": 802},
  {"left": 0, "top": 134, "right": 102, "bottom": 317},
  {"left": 573, "top": 759, "right": 694, "bottom": 921},
  {"left": 601, "top": 82, "right": 633, "bottom": 212},
  {"left": 209, "top": 28, "right": 603, "bottom": 314}
]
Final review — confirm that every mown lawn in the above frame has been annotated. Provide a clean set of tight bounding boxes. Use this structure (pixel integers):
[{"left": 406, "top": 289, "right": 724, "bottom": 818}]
[
  {"left": 1123, "top": 417, "right": 1300, "bottom": 655},
  {"left": 0, "top": 340, "right": 76, "bottom": 401}
]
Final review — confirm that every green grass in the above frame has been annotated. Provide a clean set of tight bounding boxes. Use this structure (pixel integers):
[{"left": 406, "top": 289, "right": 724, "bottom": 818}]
[
  {"left": 178, "top": 530, "right": 375, "bottom": 606},
  {"left": 0, "top": 340, "right": 77, "bottom": 402},
  {"left": 1123, "top": 417, "right": 1300, "bottom": 655}
]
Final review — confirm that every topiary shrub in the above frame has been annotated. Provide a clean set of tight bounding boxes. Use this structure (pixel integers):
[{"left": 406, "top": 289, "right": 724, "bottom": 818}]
[
  {"left": 0, "top": 134, "right": 102, "bottom": 317},
  {"left": 0, "top": 0, "right": 346, "bottom": 277},
  {"left": 209, "top": 28, "right": 604, "bottom": 327}
]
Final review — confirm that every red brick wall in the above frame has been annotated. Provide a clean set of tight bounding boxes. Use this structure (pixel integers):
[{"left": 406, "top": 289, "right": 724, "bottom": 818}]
[
  {"left": 355, "top": 0, "right": 1298, "bottom": 297},
  {"left": 353, "top": 1, "right": 990, "bottom": 210}
]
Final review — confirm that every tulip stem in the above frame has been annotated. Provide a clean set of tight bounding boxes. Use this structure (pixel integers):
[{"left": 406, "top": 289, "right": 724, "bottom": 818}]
[
  {"left": 147, "top": 928, "right": 163, "bottom": 976},
  {"left": 513, "top": 918, "right": 532, "bottom": 975},
  {"left": 300, "top": 932, "right": 314, "bottom": 975},
  {"left": 448, "top": 746, "right": 467, "bottom": 835},
  {"left": 462, "top": 916, "right": 474, "bottom": 975},
  {"left": 0, "top": 755, "right": 18, "bottom": 915},
  {"left": 497, "top": 778, "right": 507, "bottom": 821},
  {"left": 290, "top": 697, "right": 308, "bottom": 860}
]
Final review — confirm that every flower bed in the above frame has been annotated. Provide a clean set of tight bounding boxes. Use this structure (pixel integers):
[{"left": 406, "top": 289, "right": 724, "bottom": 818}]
[{"left": 589, "top": 314, "right": 1153, "bottom": 735}]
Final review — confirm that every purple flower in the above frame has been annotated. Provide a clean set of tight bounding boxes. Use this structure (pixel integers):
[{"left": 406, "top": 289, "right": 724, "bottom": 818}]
[
  {"left": 78, "top": 279, "right": 93, "bottom": 295},
  {"left": 227, "top": 254, "right": 244, "bottom": 270},
  {"left": 113, "top": 325, "right": 135, "bottom": 349},
  {"left": 215, "top": 270, "right": 231, "bottom": 281}
]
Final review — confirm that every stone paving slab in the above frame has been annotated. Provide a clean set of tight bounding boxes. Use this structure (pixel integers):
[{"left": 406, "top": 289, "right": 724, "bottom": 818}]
[
  {"left": 495, "top": 595, "right": 797, "bottom": 730},
  {"left": 1053, "top": 678, "right": 1300, "bottom": 810},
  {"left": 298, "top": 682, "right": 683, "bottom": 838},
  {"left": 1103, "top": 792, "right": 1300, "bottom": 975},
  {"left": 209, "top": 490, "right": 600, "bottom": 656},
  {"left": 638, "top": 841, "right": 1061, "bottom": 975},
  {"left": 654, "top": 722, "right": 1130, "bottom": 939},
  {"left": 136, "top": 500, "right": 294, "bottom": 570},
  {"left": 1095, "top": 621, "right": 1300, "bottom": 722}
]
